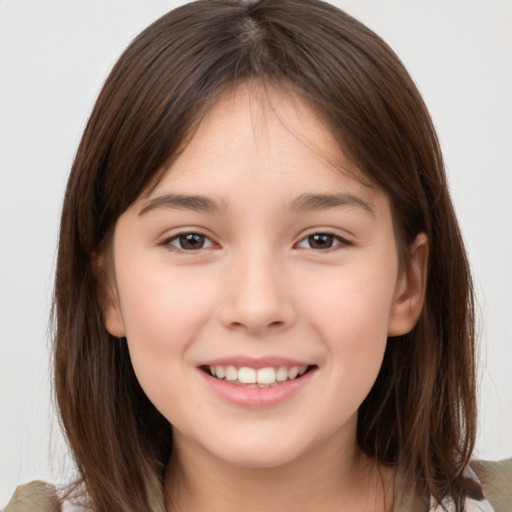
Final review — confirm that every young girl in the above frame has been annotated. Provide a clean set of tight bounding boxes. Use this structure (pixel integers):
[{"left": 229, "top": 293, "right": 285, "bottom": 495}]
[{"left": 5, "top": 1, "right": 511, "bottom": 511}]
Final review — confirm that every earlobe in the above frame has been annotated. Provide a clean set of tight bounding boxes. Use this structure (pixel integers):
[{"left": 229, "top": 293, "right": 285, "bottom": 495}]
[
  {"left": 92, "top": 255, "right": 126, "bottom": 338},
  {"left": 387, "top": 233, "right": 428, "bottom": 337},
  {"left": 104, "top": 299, "right": 126, "bottom": 338}
]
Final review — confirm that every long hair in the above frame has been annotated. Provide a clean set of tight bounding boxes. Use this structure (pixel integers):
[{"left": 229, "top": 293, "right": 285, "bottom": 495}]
[{"left": 53, "top": 1, "right": 479, "bottom": 510}]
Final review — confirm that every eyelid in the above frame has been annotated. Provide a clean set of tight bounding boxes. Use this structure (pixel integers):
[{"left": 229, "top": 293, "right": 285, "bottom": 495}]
[
  {"left": 157, "top": 228, "right": 352, "bottom": 253},
  {"left": 159, "top": 230, "right": 218, "bottom": 252},
  {"left": 295, "top": 230, "right": 353, "bottom": 250}
]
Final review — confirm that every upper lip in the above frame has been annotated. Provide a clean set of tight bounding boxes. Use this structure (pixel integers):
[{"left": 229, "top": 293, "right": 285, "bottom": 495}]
[{"left": 198, "top": 356, "right": 313, "bottom": 369}]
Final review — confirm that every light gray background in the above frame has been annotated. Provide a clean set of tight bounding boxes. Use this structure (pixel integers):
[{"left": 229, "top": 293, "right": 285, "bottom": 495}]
[{"left": 1, "top": 0, "right": 511, "bottom": 505}]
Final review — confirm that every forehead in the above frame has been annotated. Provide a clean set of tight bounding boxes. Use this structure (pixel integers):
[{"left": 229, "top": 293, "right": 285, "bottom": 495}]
[{"left": 143, "top": 83, "right": 379, "bottom": 205}]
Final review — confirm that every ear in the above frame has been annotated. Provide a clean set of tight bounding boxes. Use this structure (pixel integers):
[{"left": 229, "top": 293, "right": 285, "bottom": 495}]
[
  {"left": 92, "top": 255, "right": 126, "bottom": 338},
  {"left": 103, "top": 295, "right": 126, "bottom": 338},
  {"left": 387, "top": 233, "right": 428, "bottom": 337}
]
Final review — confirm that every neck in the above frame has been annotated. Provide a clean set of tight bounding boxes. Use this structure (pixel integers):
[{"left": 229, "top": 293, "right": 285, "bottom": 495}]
[{"left": 164, "top": 431, "right": 395, "bottom": 512}]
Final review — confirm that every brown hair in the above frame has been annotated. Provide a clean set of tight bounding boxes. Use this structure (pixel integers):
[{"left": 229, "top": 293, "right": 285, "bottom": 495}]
[{"left": 53, "top": 1, "right": 479, "bottom": 510}]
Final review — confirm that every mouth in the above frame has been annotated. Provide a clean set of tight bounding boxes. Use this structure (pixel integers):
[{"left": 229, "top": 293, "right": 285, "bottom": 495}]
[{"left": 200, "top": 364, "right": 317, "bottom": 387}]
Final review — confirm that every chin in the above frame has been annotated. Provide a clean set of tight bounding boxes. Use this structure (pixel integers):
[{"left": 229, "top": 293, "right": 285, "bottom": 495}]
[
  {"left": 204, "top": 431, "right": 313, "bottom": 469},
  {"left": 218, "top": 450, "right": 301, "bottom": 470}
]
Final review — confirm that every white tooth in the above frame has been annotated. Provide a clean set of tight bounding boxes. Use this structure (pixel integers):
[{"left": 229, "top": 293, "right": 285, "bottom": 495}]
[
  {"left": 297, "top": 365, "right": 308, "bottom": 376},
  {"left": 210, "top": 365, "right": 217, "bottom": 377},
  {"left": 288, "top": 366, "right": 299, "bottom": 379},
  {"left": 215, "top": 365, "right": 225, "bottom": 379},
  {"left": 256, "top": 367, "right": 276, "bottom": 384},
  {"left": 238, "top": 367, "right": 256, "bottom": 384},
  {"left": 225, "top": 365, "right": 237, "bottom": 381},
  {"left": 276, "top": 366, "right": 288, "bottom": 382}
]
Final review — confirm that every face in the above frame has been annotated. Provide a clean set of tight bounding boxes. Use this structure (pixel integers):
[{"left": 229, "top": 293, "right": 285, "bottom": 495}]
[{"left": 103, "top": 84, "right": 425, "bottom": 470}]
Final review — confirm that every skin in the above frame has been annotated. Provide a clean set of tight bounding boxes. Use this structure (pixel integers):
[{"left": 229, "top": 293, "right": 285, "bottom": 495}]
[{"left": 103, "top": 84, "right": 428, "bottom": 512}]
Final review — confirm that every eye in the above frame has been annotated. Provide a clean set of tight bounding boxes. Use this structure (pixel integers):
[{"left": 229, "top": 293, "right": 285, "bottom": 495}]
[
  {"left": 163, "top": 232, "right": 216, "bottom": 251},
  {"left": 296, "top": 233, "right": 351, "bottom": 250}
]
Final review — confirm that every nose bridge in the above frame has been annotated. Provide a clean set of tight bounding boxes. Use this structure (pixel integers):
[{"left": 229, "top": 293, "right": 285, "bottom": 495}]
[{"left": 220, "top": 243, "right": 294, "bottom": 333}]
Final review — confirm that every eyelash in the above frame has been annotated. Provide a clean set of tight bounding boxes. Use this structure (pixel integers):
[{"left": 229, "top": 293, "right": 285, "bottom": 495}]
[
  {"left": 160, "top": 231, "right": 352, "bottom": 253},
  {"left": 160, "top": 232, "right": 217, "bottom": 252},
  {"left": 295, "top": 232, "right": 352, "bottom": 251}
]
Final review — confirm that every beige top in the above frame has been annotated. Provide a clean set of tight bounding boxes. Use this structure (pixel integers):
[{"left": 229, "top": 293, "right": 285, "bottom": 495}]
[{"left": 3, "top": 459, "right": 511, "bottom": 512}]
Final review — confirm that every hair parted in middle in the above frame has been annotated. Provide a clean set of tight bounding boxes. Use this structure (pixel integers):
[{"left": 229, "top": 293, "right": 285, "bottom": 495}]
[{"left": 53, "top": 1, "right": 479, "bottom": 510}]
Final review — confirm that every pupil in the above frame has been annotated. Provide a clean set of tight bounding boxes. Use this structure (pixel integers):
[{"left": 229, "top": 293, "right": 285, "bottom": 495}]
[
  {"left": 309, "top": 234, "right": 333, "bottom": 249},
  {"left": 180, "top": 233, "right": 204, "bottom": 250}
]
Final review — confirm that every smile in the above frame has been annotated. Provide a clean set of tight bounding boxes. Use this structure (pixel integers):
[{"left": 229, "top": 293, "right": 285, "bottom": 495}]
[
  {"left": 199, "top": 362, "right": 318, "bottom": 408},
  {"left": 204, "top": 364, "right": 312, "bottom": 387}
]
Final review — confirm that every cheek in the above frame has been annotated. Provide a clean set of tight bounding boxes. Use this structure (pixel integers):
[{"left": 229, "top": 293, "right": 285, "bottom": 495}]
[
  {"left": 298, "top": 260, "right": 397, "bottom": 404},
  {"left": 303, "top": 258, "right": 397, "bottom": 338},
  {"left": 115, "top": 270, "right": 212, "bottom": 421},
  {"left": 113, "top": 261, "right": 218, "bottom": 398},
  {"left": 117, "top": 257, "right": 215, "bottom": 344}
]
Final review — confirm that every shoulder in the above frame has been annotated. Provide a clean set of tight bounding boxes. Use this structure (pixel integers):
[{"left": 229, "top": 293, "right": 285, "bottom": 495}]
[
  {"left": 394, "top": 459, "right": 512, "bottom": 512},
  {"left": 3, "top": 481, "right": 61, "bottom": 512},
  {"left": 2, "top": 481, "right": 86, "bottom": 512},
  {"left": 471, "top": 458, "right": 512, "bottom": 512}
]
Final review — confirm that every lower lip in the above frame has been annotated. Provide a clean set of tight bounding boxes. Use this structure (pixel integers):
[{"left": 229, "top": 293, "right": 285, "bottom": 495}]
[{"left": 199, "top": 368, "right": 316, "bottom": 408}]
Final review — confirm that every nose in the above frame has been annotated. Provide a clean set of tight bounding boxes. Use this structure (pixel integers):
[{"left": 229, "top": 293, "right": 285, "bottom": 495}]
[{"left": 219, "top": 251, "right": 296, "bottom": 335}]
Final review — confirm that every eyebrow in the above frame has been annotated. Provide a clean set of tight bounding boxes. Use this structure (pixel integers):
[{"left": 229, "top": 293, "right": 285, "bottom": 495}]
[
  {"left": 139, "top": 193, "right": 227, "bottom": 216},
  {"left": 138, "top": 191, "right": 374, "bottom": 217},
  {"left": 290, "top": 193, "right": 374, "bottom": 216}
]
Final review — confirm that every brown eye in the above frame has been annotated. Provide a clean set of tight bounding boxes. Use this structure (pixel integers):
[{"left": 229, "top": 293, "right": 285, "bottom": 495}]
[
  {"left": 296, "top": 232, "right": 351, "bottom": 250},
  {"left": 307, "top": 234, "right": 335, "bottom": 249},
  {"left": 165, "top": 232, "right": 215, "bottom": 251},
  {"left": 180, "top": 233, "right": 205, "bottom": 250}
]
